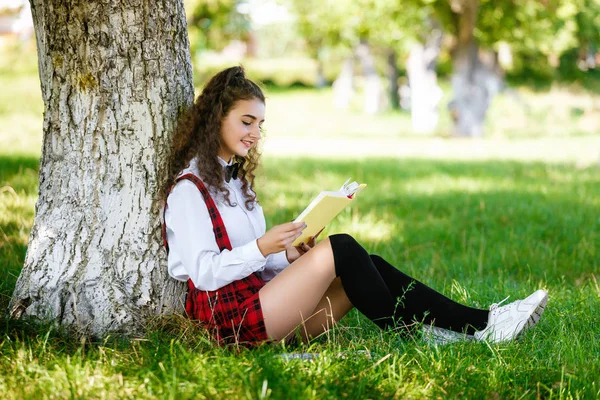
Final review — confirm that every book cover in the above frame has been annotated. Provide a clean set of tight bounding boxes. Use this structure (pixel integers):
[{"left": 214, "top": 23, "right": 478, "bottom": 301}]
[{"left": 292, "top": 179, "right": 366, "bottom": 246}]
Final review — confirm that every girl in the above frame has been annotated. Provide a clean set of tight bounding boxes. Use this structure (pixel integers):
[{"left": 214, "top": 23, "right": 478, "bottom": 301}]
[{"left": 160, "top": 66, "right": 548, "bottom": 345}]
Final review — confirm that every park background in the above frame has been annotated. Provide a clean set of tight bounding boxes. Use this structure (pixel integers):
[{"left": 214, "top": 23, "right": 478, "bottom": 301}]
[{"left": 1, "top": 0, "right": 599, "bottom": 398}]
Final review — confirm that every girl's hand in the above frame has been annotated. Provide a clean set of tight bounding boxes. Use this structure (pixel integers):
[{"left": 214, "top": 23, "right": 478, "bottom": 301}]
[
  {"left": 285, "top": 246, "right": 302, "bottom": 263},
  {"left": 286, "top": 227, "right": 325, "bottom": 263},
  {"left": 257, "top": 222, "right": 306, "bottom": 257}
]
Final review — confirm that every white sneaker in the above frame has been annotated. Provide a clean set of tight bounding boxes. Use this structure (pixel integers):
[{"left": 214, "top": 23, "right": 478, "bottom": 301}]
[
  {"left": 474, "top": 289, "right": 548, "bottom": 343},
  {"left": 422, "top": 324, "right": 475, "bottom": 345}
]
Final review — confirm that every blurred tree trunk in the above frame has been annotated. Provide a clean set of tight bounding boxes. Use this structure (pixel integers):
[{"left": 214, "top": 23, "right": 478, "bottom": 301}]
[
  {"left": 9, "top": 0, "right": 194, "bottom": 336},
  {"left": 406, "top": 20, "right": 443, "bottom": 134},
  {"left": 311, "top": 46, "right": 327, "bottom": 88},
  {"left": 386, "top": 48, "right": 399, "bottom": 110},
  {"left": 356, "top": 39, "right": 384, "bottom": 114},
  {"left": 333, "top": 57, "right": 355, "bottom": 109},
  {"left": 245, "top": 30, "right": 259, "bottom": 58},
  {"left": 315, "top": 53, "right": 327, "bottom": 88},
  {"left": 449, "top": 0, "right": 503, "bottom": 137}
]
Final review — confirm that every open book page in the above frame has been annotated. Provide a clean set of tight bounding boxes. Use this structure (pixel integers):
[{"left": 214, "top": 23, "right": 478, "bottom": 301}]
[
  {"left": 292, "top": 179, "right": 366, "bottom": 246},
  {"left": 338, "top": 178, "right": 366, "bottom": 197}
]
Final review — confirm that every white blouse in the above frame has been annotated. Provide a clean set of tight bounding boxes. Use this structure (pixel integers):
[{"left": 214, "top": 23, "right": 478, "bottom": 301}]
[{"left": 164, "top": 157, "right": 289, "bottom": 290}]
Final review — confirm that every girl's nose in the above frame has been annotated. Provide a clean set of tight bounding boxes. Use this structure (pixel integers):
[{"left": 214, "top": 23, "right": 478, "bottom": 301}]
[{"left": 250, "top": 126, "right": 262, "bottom": 139}]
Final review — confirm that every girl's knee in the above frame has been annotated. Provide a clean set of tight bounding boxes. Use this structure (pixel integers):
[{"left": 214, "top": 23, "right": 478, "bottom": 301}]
[
  {"left": 304, "top": 237, "right": 335, "bottom": 278},
  {"left": 329, "top": 233, "right": 364, "bottom": 254},
  {"left": 370, "top": 254, "right": 384, "bottom": 263},
  {"left": 330, "top": 233, "right": 356, "bottom": 246},
  {"left": 313, "top": 236, "right": 331, "bottom": 253},
  {"left": 301, "top": 237, "right": 332, "bottom": 263}
]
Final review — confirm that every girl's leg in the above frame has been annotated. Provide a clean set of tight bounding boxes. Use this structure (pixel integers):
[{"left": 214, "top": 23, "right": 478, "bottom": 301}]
[
  {"left": 260, "top": 233, "right": 488, "bottom": 340},
  {"left": 330, "top": 234, "right": 488, "bottom": 334},
  {"left": 369, "top": 254, "right": 488, "bottom": 334},
  {"left": 294, "top": 278, "right": 353, "bottom": 341},
  {"left": 260, "top": 238, "right": 348, "bottom": 340}
]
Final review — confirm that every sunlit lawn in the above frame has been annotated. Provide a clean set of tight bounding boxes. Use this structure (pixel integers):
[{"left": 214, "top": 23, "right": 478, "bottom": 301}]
[{"left": 1, "top": 47, "right": 600, "bottom": 398}]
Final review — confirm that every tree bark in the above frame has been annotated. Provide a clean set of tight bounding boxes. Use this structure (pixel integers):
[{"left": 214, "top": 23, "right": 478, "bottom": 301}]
[
  {"left": 9, "top": 0, "right": 194, "bottom": 336},
  {"left": 449, "top": 0, "right": 503, "bottom": 137}
]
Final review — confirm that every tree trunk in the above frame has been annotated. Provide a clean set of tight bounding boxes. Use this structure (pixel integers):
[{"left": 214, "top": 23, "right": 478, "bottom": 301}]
[
  {"left": 332, "top": 57, "right": 355, "bottom": 109},
  {"left": 312, "top": 47, "right": 327, "bottom": 88},
  {"left": 356, "top": 39, "right": 383, "bottom": 114},
  {"left": 449, "top": 0, "right": 503, "bottom": 137},
  {"left": 9, "top": 0, "right": 194, "bottom": 336},
  {"left": 315, "top": 59, "right": 327, "bottom": 88},
  {"left": 406, "top": 20, "right": 443, "bottom": 134},
  {"left": 386, "top": 48, "right": 399, "bottom": 110}
]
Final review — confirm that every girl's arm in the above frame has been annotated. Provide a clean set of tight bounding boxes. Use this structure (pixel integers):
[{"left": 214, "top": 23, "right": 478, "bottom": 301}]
[
  {"left": 165, "top": 180, "right": 268, "bottom": 291},
  {"left": 261, "top": 251, "right": 290, "bottom": 282}
]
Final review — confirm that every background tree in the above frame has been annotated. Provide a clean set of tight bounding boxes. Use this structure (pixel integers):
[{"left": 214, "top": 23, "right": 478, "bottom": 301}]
[
  {"left": 574, "top": 0, "right": 600, "bottom": 69},
  {"left": 555, "top": 0, "right": 600, "bottom": 80},
  {"left": 290, "top": 0, "right": 413, "bottom": 112},
  {"left": 8, "top": 0, "right": 194, "bottom": 336},
  {"left": 290, "top": 0, "right": 585, "bottom": 136},
  {"left": 424, "top": 0, "right": 578, "bottom": 136},
  {"left": 290, "top": 0, "right": 356, "bottom": 88},
  {"left": 185, "top": 0, "right": 251, "bottom": 55}
]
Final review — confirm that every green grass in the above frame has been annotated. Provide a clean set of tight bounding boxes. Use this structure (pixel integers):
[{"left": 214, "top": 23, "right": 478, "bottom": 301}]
[
  {"left": 1, "top": 154, "right": 599, "bottom": 399},
  {"left": 1, "top": 44, "right": 600, "bottom": 399}
]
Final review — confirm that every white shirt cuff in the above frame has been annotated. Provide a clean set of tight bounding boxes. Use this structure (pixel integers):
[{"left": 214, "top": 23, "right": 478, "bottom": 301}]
[
  {"left": 269, "top": 250, "right": 290, "bottom": 269},
  {"left": 244, "top": 239, "right": 267, "bottom": 265}
]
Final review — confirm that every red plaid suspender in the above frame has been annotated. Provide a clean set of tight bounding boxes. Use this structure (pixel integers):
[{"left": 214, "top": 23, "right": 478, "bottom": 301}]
[
  {"left": 162, "top": 173, "right": 232, "bottom": 253},
  {"left": 161, "top": 173, "right": 268, "bottom": 344}
]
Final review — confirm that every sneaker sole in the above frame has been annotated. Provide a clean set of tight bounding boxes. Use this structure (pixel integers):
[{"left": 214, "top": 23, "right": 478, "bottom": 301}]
[
  {"left": 503, "top": 290, "right": 548, "bottom": 341},
  {"left": 478, "top": 290, "right": 549, "bottom": 343},
  {"left": 526, "top": 291, "right": 548, "bottom": 329},
  {"left": 422, "top": 325, "right": 475, "bottom": 345}
]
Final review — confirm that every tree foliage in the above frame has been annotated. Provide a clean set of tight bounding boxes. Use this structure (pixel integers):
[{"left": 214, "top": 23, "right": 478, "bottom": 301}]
[
  {"left": 288, "top": 0, "right": 598, "bottom": 75},
  {"left": 185, "top": 0, "right": 250, "bottom": 52}
]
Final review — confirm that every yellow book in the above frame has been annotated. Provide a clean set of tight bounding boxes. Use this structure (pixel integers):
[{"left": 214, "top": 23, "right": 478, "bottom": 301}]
[{"left": 292, "top": 179, "right": 367, "bottom": 246}]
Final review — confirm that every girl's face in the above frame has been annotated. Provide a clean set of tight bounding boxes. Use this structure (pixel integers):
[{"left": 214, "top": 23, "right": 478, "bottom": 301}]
[{"left": 218, "top": 98, "right": 265, "bottom": 163}]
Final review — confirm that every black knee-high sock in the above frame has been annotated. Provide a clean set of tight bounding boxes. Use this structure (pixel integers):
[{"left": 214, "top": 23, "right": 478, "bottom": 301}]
[
  {"left": 330, "top": 234, "right": 488, "bottom": 334},
  {"left": 369, "top": 254, "right": 488, "bottom": 334}
]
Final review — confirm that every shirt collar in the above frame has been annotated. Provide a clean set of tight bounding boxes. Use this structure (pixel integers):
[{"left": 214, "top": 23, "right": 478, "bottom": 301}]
[{"left": 218, "top": 156, "right": 234, "bottom": 167}]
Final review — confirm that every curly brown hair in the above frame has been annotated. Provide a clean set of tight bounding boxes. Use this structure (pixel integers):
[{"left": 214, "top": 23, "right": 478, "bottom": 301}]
[{"left": 159, "top": 66, "right": 265, "bottom": 210}]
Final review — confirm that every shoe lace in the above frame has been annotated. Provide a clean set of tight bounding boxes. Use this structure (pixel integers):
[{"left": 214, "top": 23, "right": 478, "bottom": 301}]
[{"left": 489, "top": 295, "right": 510, "bottom": 311}]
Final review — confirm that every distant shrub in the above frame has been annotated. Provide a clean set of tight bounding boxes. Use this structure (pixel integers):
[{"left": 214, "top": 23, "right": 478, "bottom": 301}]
[
  {"left": 557, "top": 47, "right": 600, "bottom": 90},
  {"left": 506, "top": 50, "right": 555, "bottom": 88},
  {"left": 193, "top": 55, "right": 328, "bottom": 88},
  {"left": 505, "top": 47, "right": 600, "bottom": 91}
]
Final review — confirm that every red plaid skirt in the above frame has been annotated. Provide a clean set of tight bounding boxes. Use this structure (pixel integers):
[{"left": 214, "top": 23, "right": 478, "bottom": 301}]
[{"left": 185, "top": 273, "right": 268, "bottom": 345}]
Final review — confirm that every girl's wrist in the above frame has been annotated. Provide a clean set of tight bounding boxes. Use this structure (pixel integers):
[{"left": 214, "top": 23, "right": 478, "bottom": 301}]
[
  {"left": 257, "top": 238, "right": 269, "bottom": 257},
  {"left": 286, "top": 247, "right": 300, "bottom": 263}
]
